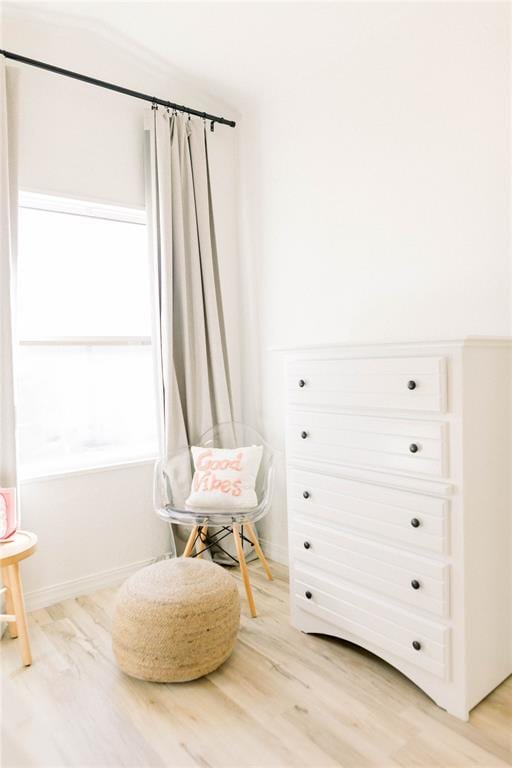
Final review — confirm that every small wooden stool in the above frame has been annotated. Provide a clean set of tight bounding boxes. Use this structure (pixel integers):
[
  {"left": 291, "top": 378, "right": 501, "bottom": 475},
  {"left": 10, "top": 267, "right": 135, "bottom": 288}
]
[{"left": 0, "top": 530, "right": 37, "bottom": 666}]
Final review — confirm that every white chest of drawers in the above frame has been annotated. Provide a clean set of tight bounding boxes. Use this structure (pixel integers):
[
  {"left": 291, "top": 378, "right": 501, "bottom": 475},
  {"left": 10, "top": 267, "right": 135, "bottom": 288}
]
[{"left": 284, "top": 338, "right": 511, "bottom": 720}]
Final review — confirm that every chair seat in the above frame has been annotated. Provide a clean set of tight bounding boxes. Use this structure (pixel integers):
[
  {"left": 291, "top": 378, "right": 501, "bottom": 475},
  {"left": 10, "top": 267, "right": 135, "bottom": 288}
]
[{"left": 156, "top": 503, "right": 268, "bottom": 526}]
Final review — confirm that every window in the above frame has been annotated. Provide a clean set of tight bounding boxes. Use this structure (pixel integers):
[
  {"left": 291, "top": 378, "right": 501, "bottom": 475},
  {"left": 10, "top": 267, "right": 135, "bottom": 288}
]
[{"left": 16, "top": 193, "right": 159, "bottom": 478}]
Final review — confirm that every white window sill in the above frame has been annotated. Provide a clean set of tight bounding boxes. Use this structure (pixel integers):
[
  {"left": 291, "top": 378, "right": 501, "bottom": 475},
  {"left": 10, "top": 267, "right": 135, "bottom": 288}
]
[
  {"left": 20, "top": 457, "right": 158, "bottom": 484},
  {"left": 19, "top": 336, "right": 151, "bottom": 346}
]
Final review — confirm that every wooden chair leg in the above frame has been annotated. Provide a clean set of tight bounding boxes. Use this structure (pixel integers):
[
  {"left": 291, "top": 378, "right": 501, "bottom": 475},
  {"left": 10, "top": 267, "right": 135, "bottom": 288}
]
[
  {"left": 246, "top": 523, "right": 273, "bottom": 581},
  {"left": 232, "top": 524, "right": 257, "bottom": 618},
  {"left": 183, "top": 526, "right": 199, "bottom": 557},
  {"left": 1, "top": 565, "right": 18, "bottom": 638},
  {"left": 7, "top": 563, "right": 32, "bottom": 666},
  {"left": 196, "top": 525, "right": 208, "bottom": 558}
]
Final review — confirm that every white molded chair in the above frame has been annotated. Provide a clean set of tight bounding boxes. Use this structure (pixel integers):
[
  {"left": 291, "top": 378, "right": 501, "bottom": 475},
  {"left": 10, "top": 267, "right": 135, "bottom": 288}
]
[{"left": 154, "top": 422, "right": 274, "bottom": 617}]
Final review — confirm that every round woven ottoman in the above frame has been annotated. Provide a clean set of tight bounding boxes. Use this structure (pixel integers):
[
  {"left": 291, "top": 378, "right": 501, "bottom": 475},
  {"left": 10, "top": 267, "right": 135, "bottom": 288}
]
[{"left": 112, "top": 558, "right": 240, "bottom": 682}]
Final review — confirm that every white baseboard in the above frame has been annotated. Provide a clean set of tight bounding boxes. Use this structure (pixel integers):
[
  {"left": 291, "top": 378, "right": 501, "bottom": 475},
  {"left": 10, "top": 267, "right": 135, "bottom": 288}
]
[
  {"left": 23, "top": 539, "right": 288, "bottom": 614},
  {"left": 24, "top": 557, "right": 155, "bottom": 613},
  {"left": 259, "top": 537, "right": 288, "bottom": 566}
]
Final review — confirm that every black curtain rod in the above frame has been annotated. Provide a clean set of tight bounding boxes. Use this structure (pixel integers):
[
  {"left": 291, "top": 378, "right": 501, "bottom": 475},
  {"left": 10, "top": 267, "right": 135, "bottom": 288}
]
[{"left": 0, "top": 48, "right": 236, "bottom": 128}]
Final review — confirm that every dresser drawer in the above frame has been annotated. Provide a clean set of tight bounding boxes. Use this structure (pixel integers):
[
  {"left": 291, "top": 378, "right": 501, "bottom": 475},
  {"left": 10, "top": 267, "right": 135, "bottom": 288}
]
[
  {"left": 288, "top": 469, "right": 449, "bottom": 555},
  {"left": 293, "top": 565, "right": 449, "bottom": 679},
  {"left": 291, "top": 520, "right": 450, "bottom": 618},
  {"left": 287, "top": 356, "right": 447, "bottom": 413},
  {"left": 287, "top": 411, "right": 448, "bottom": 479}
]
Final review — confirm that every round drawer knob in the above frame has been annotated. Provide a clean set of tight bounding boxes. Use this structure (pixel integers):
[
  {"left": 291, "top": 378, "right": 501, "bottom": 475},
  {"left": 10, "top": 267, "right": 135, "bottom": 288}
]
[
  {"left": 412, "top": 640, "right": 422, "bottom": 651},
  {"left": 303, "top": 541, "right": 311, "bottom": 550},
  {"left": 407, "top": 380, "right": 417, "bottom": 390},
  {"left": 409, "top": 443, "right": 419, "bottom": 453},
  {"left": 411, "top": 579, "right": 421, "bottom": 590},
  {"left": 301, "top": 431, "right": 308, "bottom": 439},
  {"left": 298, "top": 379, "right": 306, "bottom": 388},
  {"left": 303, "top": 490, "right": 310, "bottom": 499},
  {"left": 305, "top": 590, "right": 312, "bottom": 600},
  {"left": 410, "top": 518, "right": 421, "bottom": 528}
]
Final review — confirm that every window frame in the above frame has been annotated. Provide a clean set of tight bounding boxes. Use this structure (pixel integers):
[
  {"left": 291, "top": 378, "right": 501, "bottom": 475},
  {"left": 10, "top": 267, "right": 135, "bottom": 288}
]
[{"left": 17, "top": 191, "right": 159, "bottom": 481}]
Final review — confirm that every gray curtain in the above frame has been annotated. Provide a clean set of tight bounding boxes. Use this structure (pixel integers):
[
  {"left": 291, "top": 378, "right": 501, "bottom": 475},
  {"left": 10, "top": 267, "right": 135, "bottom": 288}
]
[
  {"left": 146, "top": 110, "right": 233, "bottom": 454},
  {"left": 0, "top": 56, "right": 18, "bottom": 494},
  {"left": 145, "top": 109, "right": 238, "bottom": 559},
  {"left": 1, "top": 57, "right": 18, "bottom": 632}
]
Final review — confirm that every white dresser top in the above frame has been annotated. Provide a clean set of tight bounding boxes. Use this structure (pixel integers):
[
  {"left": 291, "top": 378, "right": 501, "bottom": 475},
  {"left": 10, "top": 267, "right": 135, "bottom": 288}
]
[{"left": 273, "top": 336, "right": 512, "bottom": 353}]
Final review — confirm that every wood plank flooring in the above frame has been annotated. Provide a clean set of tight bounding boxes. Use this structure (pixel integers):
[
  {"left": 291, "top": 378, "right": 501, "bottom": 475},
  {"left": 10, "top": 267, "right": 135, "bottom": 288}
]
[{"left": 1, "top": 561, "right": 511, "bottom": 768}]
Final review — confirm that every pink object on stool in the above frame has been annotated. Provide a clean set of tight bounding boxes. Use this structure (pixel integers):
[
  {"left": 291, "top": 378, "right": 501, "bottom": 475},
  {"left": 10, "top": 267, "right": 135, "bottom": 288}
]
[{"left": 0, "top": 488, "right": 17, "bottom": 540}]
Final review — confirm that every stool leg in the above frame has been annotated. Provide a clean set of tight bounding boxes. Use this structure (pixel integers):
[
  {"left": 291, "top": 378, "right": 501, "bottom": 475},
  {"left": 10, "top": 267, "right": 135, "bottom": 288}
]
[
  {"left": 196, "top": 525, "right": 208, "bottom": 558},
  {"left": 246, "top": 523, "right": 273, "bottom": 581},
  {"left": 7, "top": 563, "right": 32, "bottom": 666},
  {"left": 233, "top": 524, "right": 257, "bottom": 618},
  {"left": 183, "top": 526, "right": 199, "bottom": 557},
  {"left": 1, "top": 565, "right": 18, "bottom": 638}
]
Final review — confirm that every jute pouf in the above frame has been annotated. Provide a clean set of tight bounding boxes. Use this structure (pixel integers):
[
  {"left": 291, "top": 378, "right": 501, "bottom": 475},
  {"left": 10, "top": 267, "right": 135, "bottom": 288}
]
[{"left": 112, "top": 558, "right": 240, "bottom": 682}]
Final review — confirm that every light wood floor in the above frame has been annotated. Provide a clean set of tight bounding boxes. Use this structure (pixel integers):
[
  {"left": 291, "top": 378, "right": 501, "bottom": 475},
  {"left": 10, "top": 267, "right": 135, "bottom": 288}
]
[{"left": 1, "top": 561, "right": 511, "bottom": 768}]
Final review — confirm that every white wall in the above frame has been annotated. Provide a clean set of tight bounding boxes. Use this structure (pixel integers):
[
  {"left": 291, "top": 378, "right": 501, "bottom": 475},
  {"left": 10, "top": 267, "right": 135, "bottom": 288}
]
[
  {"left": 1, "top": 7, "right": 241, "bottom": 605},
  {"left": 238, "top": 3, "right": 511, "bottom": 561},
  {"left": 20, "top": 463, "right": 163, "bottom": 609}
]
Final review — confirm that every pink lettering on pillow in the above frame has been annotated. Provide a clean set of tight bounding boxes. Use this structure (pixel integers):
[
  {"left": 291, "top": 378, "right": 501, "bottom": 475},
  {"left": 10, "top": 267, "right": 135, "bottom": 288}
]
[
  {"left": 195, "top": 449, "right": 244, "bottom": 473},
  {"left": 192, "top": 469, "right": 244, "bottom": 497}
]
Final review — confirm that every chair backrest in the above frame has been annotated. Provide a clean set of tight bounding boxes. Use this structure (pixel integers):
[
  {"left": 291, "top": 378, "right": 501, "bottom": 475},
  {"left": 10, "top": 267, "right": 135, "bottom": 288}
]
[
  {"left": 154, "top": 422, "right": 274, "bottom": 518},
  {"left": 199, "top": 422, "right": 274, "bottom": 511}
]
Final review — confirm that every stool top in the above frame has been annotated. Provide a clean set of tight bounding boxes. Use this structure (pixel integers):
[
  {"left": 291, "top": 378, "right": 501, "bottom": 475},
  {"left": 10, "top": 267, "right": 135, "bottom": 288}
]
[
  {"left": 122, "top": 558, "right": 236, "bottom": 607},
  {"left": 0, "top": 530, "right": 37, "bottom": 566}
]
